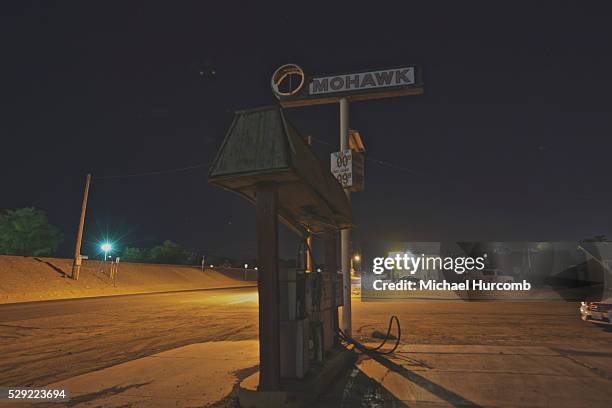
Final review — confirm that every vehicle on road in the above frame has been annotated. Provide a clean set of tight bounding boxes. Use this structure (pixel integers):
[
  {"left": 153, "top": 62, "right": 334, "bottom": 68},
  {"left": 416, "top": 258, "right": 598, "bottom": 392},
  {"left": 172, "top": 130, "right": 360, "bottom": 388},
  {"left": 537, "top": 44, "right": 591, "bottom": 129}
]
[{"left": 580, "top": 295, "right": 612, "bottom": 324}]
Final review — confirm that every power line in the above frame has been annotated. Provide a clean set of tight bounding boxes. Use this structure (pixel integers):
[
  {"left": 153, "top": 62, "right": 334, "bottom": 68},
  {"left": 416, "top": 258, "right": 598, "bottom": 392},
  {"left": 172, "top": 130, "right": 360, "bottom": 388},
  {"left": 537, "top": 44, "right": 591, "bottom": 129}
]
[
  {"left": 309, "top": 136, "right": 422, "bottom": 175},
  {"left": 95, "top": 161, "right": 213, "bottom": 181},
  {"left": 365, "top": 156, "right": 421, "bottom": 175},
  {"left": 94, "top": 134, "right": 421, "bottom": 181}
]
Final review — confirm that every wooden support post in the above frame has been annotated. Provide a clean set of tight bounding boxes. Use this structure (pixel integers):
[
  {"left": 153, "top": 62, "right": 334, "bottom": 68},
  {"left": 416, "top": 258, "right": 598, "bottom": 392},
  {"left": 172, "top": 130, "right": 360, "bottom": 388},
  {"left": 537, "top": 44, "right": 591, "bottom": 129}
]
[
  {"left": 256, "top": 182, "right": 281, "bottom": 391},
  {"left": 306, "top": 233, "right": 313, "bottom": 273}
]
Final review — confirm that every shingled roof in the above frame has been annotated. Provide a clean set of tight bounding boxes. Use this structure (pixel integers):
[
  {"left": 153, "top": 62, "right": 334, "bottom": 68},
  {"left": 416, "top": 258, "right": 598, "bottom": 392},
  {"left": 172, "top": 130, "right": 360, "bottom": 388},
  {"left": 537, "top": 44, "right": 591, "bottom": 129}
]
[{"left": 208, "top": 106, "right": 352, "bottom": 234}]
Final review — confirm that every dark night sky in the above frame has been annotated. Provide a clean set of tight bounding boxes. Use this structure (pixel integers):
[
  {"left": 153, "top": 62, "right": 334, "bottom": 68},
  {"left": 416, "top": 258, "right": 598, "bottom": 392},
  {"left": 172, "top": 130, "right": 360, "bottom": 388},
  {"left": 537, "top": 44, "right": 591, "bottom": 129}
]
[{"left": 1, "top": 1, "right": 611, "bottom": 260}]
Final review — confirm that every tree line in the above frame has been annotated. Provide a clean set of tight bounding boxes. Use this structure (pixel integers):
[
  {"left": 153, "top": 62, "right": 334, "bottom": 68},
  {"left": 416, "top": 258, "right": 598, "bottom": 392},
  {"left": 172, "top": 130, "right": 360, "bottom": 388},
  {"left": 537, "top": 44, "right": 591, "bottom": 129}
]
[
  {"left": 121, "top": 240, "right": 200, "bottom": 265},
  {"left": 0, "top": 207, "right": 199, "bottom": 265}
]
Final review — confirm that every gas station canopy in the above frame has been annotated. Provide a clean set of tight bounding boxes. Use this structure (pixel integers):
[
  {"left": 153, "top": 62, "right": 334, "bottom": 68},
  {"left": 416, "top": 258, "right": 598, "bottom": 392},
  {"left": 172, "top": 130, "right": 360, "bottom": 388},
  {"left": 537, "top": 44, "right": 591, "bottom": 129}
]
[{"left": 208, "top": 106, "right": 352, "bottom": 234}]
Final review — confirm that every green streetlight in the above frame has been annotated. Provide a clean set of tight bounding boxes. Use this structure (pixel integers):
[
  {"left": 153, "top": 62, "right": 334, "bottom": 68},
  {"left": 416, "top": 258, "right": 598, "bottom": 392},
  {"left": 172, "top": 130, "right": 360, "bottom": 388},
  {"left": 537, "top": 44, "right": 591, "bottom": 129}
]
[{"left": 101, "top": 243, "right": 113, "bottom": 261}]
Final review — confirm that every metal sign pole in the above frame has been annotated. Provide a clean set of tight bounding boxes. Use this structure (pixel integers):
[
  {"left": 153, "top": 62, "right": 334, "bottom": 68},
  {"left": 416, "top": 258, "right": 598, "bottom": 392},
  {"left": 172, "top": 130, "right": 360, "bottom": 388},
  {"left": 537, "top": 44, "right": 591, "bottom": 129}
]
[{"left": 339, "top": 97, "right": 352, "bottom": 336}]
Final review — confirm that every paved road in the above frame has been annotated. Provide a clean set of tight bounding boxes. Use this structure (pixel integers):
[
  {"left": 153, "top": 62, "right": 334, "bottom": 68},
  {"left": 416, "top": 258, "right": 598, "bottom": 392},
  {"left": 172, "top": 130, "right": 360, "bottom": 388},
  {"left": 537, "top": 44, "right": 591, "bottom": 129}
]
[
  {"left": 0, "top": 288, "right": 260, "bottom": 386},
  {"left": 351, "top": 300, "right": 612, "bottom": 349}
]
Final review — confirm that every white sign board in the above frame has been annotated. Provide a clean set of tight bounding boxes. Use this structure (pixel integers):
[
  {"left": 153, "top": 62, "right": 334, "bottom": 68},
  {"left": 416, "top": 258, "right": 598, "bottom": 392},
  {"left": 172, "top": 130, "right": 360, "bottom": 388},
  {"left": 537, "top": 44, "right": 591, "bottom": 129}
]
[
  {"left": 310, "top": 67, "right": 415, "bottom": 95},
  {"left": 331, "top": 150, "right": 353, "bottom": 188}
]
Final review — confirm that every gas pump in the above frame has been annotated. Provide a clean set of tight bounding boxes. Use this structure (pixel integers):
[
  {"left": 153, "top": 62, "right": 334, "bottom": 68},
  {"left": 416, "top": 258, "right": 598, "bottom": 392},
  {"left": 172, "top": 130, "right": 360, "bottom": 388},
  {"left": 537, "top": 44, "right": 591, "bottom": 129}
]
[
  {"left": 279, "top": 241, "right": 309, "bottom": 378},
  {"left": 279, "top": 237, "right": 343, "bottom": 378}
]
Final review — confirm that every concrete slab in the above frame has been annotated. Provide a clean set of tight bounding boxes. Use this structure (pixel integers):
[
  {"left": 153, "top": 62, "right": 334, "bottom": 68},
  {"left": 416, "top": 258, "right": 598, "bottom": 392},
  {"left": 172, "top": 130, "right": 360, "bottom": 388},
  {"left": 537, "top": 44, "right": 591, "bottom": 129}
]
[
  {"left": 389, "top": 344, "right": 561, "bottom": 355},
  {"left": 238, "top": 372, "right": 288, "bottom": 408},
  {"left": 548, "top": 348, "right": 612, "bottom": 380},
  {"left": 41, "top": 340, "right": 259, "bottom": 407},
  {"left": 15, "top": 341, "right": 611, "bottom": 407},
  {"left": 238, "top": 346, "right": 356, "bottom": 408},
  {"left": 356, "top": 344, "right": 612, "bottom": 408}
]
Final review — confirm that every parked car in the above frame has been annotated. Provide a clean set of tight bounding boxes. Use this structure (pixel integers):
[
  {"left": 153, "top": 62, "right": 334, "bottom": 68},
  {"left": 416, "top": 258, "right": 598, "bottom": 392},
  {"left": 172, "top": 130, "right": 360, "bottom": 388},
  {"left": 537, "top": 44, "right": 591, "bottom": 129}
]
[{"left": 580, "top": 295, "right": 612, "bottom": 324}]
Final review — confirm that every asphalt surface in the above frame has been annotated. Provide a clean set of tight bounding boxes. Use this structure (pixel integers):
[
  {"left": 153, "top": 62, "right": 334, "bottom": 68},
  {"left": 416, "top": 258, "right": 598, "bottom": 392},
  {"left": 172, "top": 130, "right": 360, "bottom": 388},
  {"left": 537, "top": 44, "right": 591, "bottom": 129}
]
[
  {"left": 0, "top": 287, "right": 260, "bottom": 386},
  {"left": 0, "top": 286, "right": 256, "bottom": 322},
  {"left": 350, "top": 300, "right": 612, "bottom": 349}
]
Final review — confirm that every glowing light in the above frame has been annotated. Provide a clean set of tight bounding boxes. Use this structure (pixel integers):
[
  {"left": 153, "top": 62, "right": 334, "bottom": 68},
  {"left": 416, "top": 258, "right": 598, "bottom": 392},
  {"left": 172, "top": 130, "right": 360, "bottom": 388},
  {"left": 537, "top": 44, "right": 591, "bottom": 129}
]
[
  {"left": 244, "top": 263, "right": 248, "bottom": 269},
  {"left": 353, "top": 254, "right": 361, "bottom": 262},
  {"left": 101, "top": 243, "right": 112, "bottom": 252}
]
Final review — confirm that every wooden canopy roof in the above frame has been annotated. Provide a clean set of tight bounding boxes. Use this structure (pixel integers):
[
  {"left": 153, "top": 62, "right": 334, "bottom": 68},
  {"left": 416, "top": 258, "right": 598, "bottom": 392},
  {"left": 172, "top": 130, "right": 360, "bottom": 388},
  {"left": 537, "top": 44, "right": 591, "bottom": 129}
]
[{"left": 208, "top": 106, "right": 352, "bottom": 235}]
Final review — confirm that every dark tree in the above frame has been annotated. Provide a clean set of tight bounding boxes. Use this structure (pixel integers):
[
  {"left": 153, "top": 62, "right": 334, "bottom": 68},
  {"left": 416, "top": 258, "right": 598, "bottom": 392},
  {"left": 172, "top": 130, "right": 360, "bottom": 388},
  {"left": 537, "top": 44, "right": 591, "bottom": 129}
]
[
  {"left": 121, "top": 247, "right": 149, "bottom": 262},
  {"left": 148, "top": 240, "right": 186, "bottom": 264},
  {"left": 0, "top": 207, "right": 63, "bottom": 256}
]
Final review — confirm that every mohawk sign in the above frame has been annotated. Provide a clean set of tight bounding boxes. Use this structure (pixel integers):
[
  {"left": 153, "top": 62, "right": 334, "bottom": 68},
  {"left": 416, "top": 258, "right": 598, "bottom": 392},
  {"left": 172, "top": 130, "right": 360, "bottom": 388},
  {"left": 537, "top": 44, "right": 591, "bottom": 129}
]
[
  {"left": 272, "top": 64, "right": 423, "bottom": 107},
  {"left": 309, "top": 67, "right": 415, "bottom": 95}
]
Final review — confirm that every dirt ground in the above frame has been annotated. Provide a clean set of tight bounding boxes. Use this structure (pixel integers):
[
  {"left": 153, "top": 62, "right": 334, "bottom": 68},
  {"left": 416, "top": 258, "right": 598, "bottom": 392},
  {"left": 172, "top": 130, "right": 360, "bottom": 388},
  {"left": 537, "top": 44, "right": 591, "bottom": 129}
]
[
  {"left": 1, "top": 288, "right": 610, "bottom": 391},
  {"left": 0, "top": 255, "right": 254, "bottom": 304}
]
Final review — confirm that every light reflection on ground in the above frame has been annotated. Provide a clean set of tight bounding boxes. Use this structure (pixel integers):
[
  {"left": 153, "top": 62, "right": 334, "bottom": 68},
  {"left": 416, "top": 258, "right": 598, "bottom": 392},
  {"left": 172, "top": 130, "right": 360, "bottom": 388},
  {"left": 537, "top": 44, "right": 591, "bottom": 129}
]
[{"left": 180, "top": 289, "right": 259, "bottom": 305}]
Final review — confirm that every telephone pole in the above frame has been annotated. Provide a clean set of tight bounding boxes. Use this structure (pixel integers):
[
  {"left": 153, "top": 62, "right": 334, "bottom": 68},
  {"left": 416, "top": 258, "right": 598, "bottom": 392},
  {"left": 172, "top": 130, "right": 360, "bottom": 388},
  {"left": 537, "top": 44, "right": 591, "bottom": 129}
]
[{"left": 72, "top": 174, "right": 92, "bottom": 280}]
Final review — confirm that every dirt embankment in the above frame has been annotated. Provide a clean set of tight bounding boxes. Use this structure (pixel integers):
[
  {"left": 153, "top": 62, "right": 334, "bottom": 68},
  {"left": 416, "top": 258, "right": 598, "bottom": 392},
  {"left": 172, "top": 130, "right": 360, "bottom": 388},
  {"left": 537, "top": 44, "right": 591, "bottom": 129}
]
[{"left": 0, "top": 255, "right": 256, "bottom": 304}]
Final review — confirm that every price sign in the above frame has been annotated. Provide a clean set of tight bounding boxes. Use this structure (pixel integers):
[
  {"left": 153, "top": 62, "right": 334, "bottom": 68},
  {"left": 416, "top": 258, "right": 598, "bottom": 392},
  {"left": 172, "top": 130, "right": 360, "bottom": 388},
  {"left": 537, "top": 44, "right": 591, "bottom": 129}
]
[{"left": 331, "top": 150, "right": 354, "bottom": 188}]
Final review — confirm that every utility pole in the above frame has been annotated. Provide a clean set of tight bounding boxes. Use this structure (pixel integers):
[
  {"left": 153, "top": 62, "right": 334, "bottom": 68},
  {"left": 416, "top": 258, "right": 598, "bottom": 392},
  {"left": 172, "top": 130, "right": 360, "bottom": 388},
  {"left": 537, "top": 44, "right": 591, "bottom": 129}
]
[
  {"left": 339, "top": 97, "right": 352, "bottom": 336},
  {"left": 72, "top": 174, "right": 91, "bottom": 280}
]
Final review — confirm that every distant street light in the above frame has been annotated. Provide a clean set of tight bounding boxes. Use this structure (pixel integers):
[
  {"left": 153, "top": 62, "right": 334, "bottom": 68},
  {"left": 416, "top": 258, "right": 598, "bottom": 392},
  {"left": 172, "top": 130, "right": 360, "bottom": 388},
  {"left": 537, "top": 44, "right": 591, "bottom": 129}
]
[
  {"left": 101, "top": 243, "right": 113, "bottom": 261},
  {"left": 351, "top": 254, "right": 361, "bottom": 276}
]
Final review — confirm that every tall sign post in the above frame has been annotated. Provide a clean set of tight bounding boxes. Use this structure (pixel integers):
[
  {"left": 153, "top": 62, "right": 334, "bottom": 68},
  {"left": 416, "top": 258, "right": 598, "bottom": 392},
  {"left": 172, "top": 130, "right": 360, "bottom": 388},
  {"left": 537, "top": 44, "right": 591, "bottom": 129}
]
[
  {"left": 272, "top": 63, "right": 423, "bottom": 337},
  {"left": 338, "top": 97, "right": 351, "bottom": 335}
]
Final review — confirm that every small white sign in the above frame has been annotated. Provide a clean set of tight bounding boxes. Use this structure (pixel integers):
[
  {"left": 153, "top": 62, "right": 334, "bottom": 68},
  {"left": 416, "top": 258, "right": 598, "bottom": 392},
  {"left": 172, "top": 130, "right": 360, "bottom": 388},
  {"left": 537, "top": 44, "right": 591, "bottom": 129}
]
[{"left": 331, "top": 150, "right": 353, "bottom": 188}]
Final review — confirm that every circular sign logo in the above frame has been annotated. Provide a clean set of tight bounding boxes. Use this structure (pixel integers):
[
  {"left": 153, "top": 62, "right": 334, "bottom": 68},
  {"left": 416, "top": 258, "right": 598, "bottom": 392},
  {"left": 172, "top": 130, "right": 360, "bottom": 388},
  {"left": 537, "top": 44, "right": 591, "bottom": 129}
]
[{"left": 271, "top": 63, "right": 305, "bottom": 99}]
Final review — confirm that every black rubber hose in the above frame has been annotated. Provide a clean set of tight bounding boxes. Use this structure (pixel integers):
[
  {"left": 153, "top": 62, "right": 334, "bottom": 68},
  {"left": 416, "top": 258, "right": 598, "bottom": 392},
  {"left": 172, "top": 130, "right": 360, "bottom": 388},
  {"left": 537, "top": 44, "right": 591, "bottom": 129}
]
[{"left": 338, "top": 315, "right": 401, "bottom": 355}]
